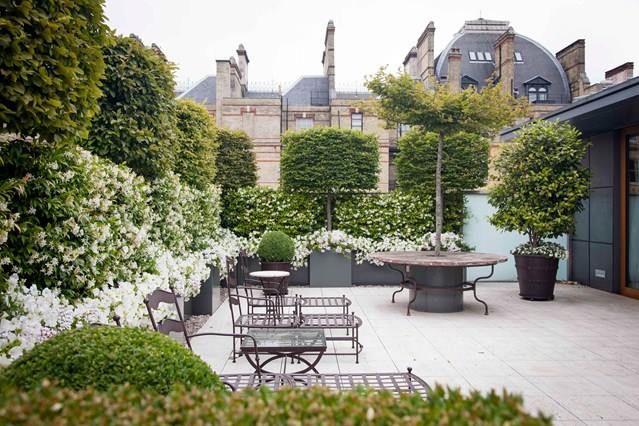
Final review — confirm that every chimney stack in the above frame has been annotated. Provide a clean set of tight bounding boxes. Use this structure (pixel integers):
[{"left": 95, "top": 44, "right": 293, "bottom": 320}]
[
  {"left": 322, "top": 20, "right": 336, "bottom": 101},
  {"left": 556, "top": 39, "right": 590, "bottom": 100},
  {"left": 403, "top": 47, "right": 419, "bottom": 79},
  {"left": 416, "top": 21, "right": 436, "bottom": 86},
  {"left": 494, "top": 27, "right": 515, "bottom": 96},
  {"left": 605, "top": 62, "right": 634, "bottom": 84},
  {"left": 447, "top": 48, "right": 462, "bottom": 92},
  {"left": 236, "top": 44, "right": 249, "bottom": 94}
]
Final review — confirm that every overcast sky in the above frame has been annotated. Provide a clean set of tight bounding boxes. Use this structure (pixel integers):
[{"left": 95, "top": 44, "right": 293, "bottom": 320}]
[{"left": 105, "top": 0, "right": 638, "bottom": 92}]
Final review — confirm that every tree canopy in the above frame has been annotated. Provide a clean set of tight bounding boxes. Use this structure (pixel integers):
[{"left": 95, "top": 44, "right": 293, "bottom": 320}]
[
  {"left": 214, "top": 128, "right": 258, "bottom": 193},
  {"left": 82, "top": 35, "right": 177, "bottom": 179},
  {"left": 489, "top": 120, "right": 590, "bottom": 247},
  {"left": 0, "top": 0, "right": 110, "bottom": 142},
  {"left": 280, "top": 128, "right": 379, "bottom": 193}
]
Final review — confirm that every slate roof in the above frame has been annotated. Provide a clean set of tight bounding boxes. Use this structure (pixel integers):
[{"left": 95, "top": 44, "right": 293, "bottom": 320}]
[
  {"left": 283, "top": 76, "right": 329, "bottom": 106},
  {"left": 335, "top": 91, "right": 373, "bottom": 100},
  {"left": 246, "top": 91, "right": 280, "bottom": 99},
  {"left": 434, "top": 31, "right": 571, "bottom": 104},
  {"left": 177, "top": 76, "right": 216, "bottom": 105}
]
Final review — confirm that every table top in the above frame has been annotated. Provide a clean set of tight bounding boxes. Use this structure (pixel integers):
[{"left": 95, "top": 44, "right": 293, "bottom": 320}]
[
  {"left": 241, "top": 329, "right": 327, "bottom": 352},
  {"left": 369, "top": 251, "right": 508, "bottom": 267},
  {"left": 249, "top": 270, "right": 291, "bottom": 278}
]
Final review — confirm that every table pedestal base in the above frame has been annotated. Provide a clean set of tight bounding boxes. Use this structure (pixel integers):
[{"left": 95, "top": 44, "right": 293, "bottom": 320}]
[{"left": 409, "top": 266, "right": 464, "bottom": 313}]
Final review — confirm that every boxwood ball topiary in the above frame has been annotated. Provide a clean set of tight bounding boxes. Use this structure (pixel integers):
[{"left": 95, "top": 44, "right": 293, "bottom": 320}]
[
  {"left": 0, "top": 326, "right": 224, "bottom": 394},
  {"left": 257, "top": 231, "right": 295, "bottom": 262}
]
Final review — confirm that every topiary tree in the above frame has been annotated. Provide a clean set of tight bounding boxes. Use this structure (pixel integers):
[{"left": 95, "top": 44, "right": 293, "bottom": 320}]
[
  {"left": 174, "top": 100, "right": 218, "bottom": 190},
  {"left": 367, "top": 73, "right": 525, "bottom": 254},
  {"left": 281, "top": 128, "right": 379, "bottom": 229},
  {"left": 0, "top": 326, "right": 224, "bottom": 394},
  {"left": 489, "top": 120, "right": 590, "bottom": 256},
  {"left": 82, "top": 35, "right": 177, "bottom": 179},
  {"left": 214, "top": 128, "right": 258, "bottom": 193},
  {"left": 0, "top": 0, "right": 110, "bottom": 142},
  {"left": 257, "top": 231, "right": 295, "bottom": 262}
]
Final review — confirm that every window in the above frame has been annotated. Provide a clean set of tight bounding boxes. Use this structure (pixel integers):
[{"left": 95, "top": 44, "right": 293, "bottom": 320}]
[
  {"left": 351, "top": 112, "right": 363, "bottom": 131},
  {"left": 469, "top": 51, "right": 477, "bottom": 61},
  {"left": 296, "top": 117, "right": 313, "bottom": 129},
  {"left": 537, "top": 86, "right": 548, "bottom": 102},
  {"left": 527, "top": 85, "right": 549, "bottom": 103},
  {"left": 484, "top": 52, "right": 492, "bottom": 61},
  {"left": 476, "top": 51, "right": 485, "bottom": 61},
  {"left": 527, "top": 86, "right": 538, "bottom": 102},
  {"left": 514, "top": 51, "right": 523, "bottom": 62}
]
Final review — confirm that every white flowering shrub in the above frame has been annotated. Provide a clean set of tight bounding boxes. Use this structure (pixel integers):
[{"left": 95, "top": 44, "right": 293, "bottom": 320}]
[
  {"left": 511, "top": 241, "right": 567, "bottom": 259},
  {"left": 150, "top": 173, "right": 221, "bottom": 252},
  {"left": 334, "top": 191, "right": 435, "bottom": 241}
]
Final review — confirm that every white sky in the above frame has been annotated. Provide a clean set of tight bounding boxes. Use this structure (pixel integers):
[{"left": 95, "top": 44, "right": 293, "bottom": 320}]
[{"left": 105, "top": 0, "right": 638, "bottom": 92}]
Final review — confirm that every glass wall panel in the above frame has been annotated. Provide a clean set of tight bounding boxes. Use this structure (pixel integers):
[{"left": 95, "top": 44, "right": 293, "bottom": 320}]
[{"left": 628, "top": 135, "right": 639, "bottom": 289}]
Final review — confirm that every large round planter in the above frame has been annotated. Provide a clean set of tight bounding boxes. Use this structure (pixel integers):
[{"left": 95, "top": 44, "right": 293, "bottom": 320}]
[
  {"left": 514, "top": 255, "right": 559, "bottom": 301},
  {"left": 261, "top": 261, "right": 290, "bottom": 295}
]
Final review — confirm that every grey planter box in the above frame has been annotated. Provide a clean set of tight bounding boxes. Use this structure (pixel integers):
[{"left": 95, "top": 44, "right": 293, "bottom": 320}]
[
  {"left": 187, "top": 266, "right": 220, "bottom": 315},
  {"left": 351, "top": 259, "right": 404, "bottom": 285},
  {"left": 310, "top": 250, "right": 352, "bottom": 287}
]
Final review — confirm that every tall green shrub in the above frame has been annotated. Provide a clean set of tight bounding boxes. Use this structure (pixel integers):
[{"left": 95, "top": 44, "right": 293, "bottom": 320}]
[
  {"left": 174, "top": 100, "right": 218, "bottom": 189},
  {"left": 0, "top": 0, "right": 110, "bottom": 142},
  {"left": 280, "top": 128, "right": 379, "bottom": 193},
  {"left": 214, "top": 129, "right": 257, "bottom": 193},
  {"left": 489, "top": 120, "right": 590, "bottom": 249},
  {"left": 83, "top": 35, "right": 177, "bottom": 179}
]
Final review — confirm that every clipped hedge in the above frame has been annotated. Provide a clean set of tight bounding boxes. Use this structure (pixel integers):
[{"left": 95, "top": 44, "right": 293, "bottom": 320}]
[
  {"left": 214, "top": 128, "right": 258, "bottom": 193},
  {"left": 0, "top": 0, "right": 110, "bottom": 142},
  {"left": 0, "top": 326, "right": 223, "bottom": 394},
  {"left": 0, "top": 383, "right": 551, "bottom": 425},
  {"left": 222, "top": 186, "right": 323, "bottom": 238},
  {"left": 281, "top": 128, "right": 379, "bottom": 193}
]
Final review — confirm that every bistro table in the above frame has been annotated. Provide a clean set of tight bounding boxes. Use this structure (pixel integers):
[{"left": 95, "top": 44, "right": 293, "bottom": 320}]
[
  {"left": 249, "top": 270, "right": 290, "bottom": 317},
  {"left": 241, "top": 328, "right": 327, "bottom": 374},
  {"left": 369, "top": 251, "right": 507, "bottom": 315}
]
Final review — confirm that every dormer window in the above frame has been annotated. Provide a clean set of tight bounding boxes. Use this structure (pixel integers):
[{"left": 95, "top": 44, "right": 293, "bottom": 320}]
[
  {"left": 461, "top": 75, "right": 479, "bottom": 90},
  {"left": 524, "top": 76, "right": 552, "bottom": 103}
]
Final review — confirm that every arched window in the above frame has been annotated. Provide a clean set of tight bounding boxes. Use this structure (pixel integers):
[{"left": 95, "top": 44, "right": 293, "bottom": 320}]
[
  {"left": 538, "top": 86, "right": 548, "bottom": 102},
  {"left": 528, "top": 86, "right": 538, "bottom": 103}
]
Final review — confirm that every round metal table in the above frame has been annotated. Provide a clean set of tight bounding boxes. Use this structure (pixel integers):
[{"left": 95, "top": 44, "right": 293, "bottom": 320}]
[
  {"left": 369, "top": 251, "right": 507, "bottom": 315},
  {"left": 249, "top": 270, "right": 290, "bottom": 317}
]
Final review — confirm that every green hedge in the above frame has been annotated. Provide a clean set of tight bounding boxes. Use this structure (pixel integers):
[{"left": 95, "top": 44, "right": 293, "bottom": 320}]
[
  {"left": 0, "top": 326, "right": 223, "bottom": 394},
  {"left": 214, "top": 128, "right": 258, "bottom": 194},
  {"left": 0, "top": 383, "right": 551, "bottom": 425},
  {"left": 281, "top": 128, "right": 379, "bottom": 193},
  {"left": 0, "top": 0, "right": 110, "bottom": 142},
  {"left": 222, "top": 187, "right": 323, "bottom": 238}
]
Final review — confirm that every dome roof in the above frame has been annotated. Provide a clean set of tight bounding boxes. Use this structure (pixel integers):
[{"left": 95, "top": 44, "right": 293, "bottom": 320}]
[{"left": 434, "top": 26, "right": 570, "bottom": 103}]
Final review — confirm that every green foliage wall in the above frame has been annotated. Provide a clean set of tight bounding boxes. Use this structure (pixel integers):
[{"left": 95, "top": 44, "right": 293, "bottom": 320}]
[
  {"left": 82, "top": 35, "right": 177, "bottom": 179},
  {"left": 214, "top": 128, "right": 258, "bottom": 193},
  {"left": 174, "top": 100, "right": 218, "bottom": 190},
  {"left": 396, "top": 130, "right": 489, "bottom": 195},
  {"left": 489, "top": 120, "right": 590, "bottom": 246},
  {"left": 0, "top": 0, "right": 110, "bottom": 142},
  {"left": 222, "top": 187, "right": 323, "bottom": 238},
  {"left": 280, "top": 128, "right": 380, "bottom": 193}
]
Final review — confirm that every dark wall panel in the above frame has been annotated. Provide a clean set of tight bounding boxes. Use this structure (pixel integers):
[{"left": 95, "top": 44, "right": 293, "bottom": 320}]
[
  {"left": 590, "top": 132, "right": 615, "bottom": 188},
  {"left": 590, "top": 188, "right": 614, "bottom": 244},
  {"left": 589, "top": 242, "right": 614, "bottom": 292},
  {"left": 571, "top": 240, "right": 590, "bottom": 284}
]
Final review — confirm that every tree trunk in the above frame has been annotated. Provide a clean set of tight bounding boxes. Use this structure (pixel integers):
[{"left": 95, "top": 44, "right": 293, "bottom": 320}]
[
  {"left": 435, "top": 131, "right": 444, "bottom": 256},
  {"left": 326, "top": 194, "right": 332, "bottom": 231}
]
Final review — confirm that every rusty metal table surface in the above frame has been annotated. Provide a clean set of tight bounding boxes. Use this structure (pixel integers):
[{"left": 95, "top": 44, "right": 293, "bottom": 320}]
[{"left": 369, "top": 251, "right": 507, "bottom": 267}]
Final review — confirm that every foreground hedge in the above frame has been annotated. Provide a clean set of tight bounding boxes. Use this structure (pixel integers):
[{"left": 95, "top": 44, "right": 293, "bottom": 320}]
[
  {"left": 0, "top": 382, "right": 551, "bottom": 425},
  {"left": 0, "top": 326, "right": 223, "bottom": 394}
]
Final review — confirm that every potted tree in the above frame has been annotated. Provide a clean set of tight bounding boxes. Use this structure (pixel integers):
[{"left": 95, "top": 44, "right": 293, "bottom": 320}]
[
  {"left": 489, "top": 120, "right": 590, "bottom": 300},
  {"left": 257, "top": 231, "right": 295, "bottom": 294}
]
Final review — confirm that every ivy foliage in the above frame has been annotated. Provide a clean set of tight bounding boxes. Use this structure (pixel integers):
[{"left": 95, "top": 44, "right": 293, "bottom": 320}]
[
  {"left": 396, "top": 130, "right": 489, "bottom": 195},
  {"left": 83, "top": 35, "right": 177, "bottom": 180},
  {"left": 0, "top": 0, "right": 110, "bottom": 142},
  {"left": 174, "top": 100, "right": 218, "bottom": 190},
  {"left": 0, "top": 383, "right": 552, "bottom": 425},
  {"left": 280, "top": 128, "right": 379, "bottom": 193},
  {"left": 222, "top": 187, "right": 323, "bottom": 238},
  {"left": 0, "top": 326, "right": 224, "bottom": 394},
  {"left": 214, "top": 128, "right": 258, "bottom": 193},
  {"left": 489, "top": 120, "right": 590, "bottom": 247}
]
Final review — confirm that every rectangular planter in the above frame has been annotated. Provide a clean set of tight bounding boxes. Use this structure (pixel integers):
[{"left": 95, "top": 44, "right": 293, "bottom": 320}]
[
  {"left": 351, "top": 259, "right": 404, "bottom": 285},
  {"left": 187, "top": 266, "right": 221, "bottom": 315},
  {"left": 309, "top": 250, "right": 352, "bottom": 287}
]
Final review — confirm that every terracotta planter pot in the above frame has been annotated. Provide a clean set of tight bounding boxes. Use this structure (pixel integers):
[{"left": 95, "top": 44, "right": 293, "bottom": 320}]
[
  {"left": 514, "top": 255, "right": 559, "bottom": 300},
  {"left": 260, "top": 261, "right": 290, "bottom": 295}
]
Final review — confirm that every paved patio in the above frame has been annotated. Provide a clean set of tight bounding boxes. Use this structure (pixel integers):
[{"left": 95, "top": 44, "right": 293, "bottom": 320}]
[{"left": 193, "top": 282, "right": 639, "bottom": 425}]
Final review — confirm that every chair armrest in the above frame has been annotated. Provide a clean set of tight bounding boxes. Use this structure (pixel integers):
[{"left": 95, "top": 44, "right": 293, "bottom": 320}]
[{"left": 189, "top": 332, "right": 262, "bottom": 378}]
